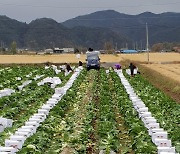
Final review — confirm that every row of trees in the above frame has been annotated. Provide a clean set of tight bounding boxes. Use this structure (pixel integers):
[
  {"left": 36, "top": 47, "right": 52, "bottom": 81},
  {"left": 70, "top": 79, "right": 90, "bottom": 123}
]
[
  {"left": 75, "top": 42, "right": 180, "bottom": 54},
  {"left": 0, "top": 41, "right": 17, "bottom": 54},
  {"left": 1, "top": 41, "right": 180, "bottom": 54},
  {"left": 151, "top": 42, "right": 180, "bottom": 52}
]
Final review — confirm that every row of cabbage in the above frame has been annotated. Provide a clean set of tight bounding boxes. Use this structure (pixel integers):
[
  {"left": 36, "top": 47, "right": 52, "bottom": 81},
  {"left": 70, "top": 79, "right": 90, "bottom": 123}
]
[
  {"left": 1, "top": 67, "right": 178, "bottom": 154},
  {"left": 17, "top": 68, "right": 88, "bottom": 153},
  {"left": 17, "top": 69, "right": 152, "bottom": 153},
  {"left": 115, "top": 69, "right": 178, "bottom": 154},
  {"left": 1, "top": 66, "right": 81, "bottom": 153},
  {"left": 0, "top": 65, "right": 72, "bottom": 93},
  {"left": 0, "top": 65, "right": 75, "bottom": 149},
  {"left": 13, "top": 69, "right": 156, "bottom": 153},
  {"left": 123, "top": 70, "right": 180, "bottom": 153}
]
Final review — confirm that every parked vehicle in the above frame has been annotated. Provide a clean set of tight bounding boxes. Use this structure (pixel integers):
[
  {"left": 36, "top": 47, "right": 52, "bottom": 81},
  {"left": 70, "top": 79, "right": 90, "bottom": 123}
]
[{"left": 86, "top": 51, "right": 100, "bottom": 70}]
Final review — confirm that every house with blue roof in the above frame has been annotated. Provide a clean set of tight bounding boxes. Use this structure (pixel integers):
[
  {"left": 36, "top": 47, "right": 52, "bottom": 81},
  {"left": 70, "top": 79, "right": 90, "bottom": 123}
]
[{"left": 121, "top": 49, "right": 138, "bottom": 53}]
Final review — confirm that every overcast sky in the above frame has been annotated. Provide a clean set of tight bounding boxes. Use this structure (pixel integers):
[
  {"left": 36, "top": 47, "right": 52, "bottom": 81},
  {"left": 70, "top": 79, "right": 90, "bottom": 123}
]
[{"left": 0, "top": 0, "right": 180, "bottom": 23}]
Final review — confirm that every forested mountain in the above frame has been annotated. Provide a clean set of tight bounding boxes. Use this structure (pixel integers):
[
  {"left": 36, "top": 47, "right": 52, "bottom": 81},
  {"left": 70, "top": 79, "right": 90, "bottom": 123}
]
[
  {"left": 63, "top": 10, "right": 180, "bottom": 46},
  {"left": 0, "top": 15, "right": 130, "bottom": 50},
  {"left": 0, "top": 15, "right": 27, "bottom": 47},
  {"left": 0, "top": 10, "right": 180, "bottom": 50}
]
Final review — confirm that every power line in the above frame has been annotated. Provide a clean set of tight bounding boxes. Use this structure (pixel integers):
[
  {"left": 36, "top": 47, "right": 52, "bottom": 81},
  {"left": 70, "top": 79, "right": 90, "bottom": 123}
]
[{"left": 0, "top": 2, "right": 179, "bottom": 9}]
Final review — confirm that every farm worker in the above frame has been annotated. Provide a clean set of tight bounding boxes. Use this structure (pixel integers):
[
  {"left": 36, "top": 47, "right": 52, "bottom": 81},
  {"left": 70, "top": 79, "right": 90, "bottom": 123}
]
[
  {"left": 65, "top": 63, "right": 73, "bottom": 72},
  {"left": 129, "top": 63, "right": 136, "bottom": 76},
  {"left": 79, "top": 61, "right": 83, "bottom": 66},
  {"left": 115, "top": 64, "right": 121, "bottom": 70}
]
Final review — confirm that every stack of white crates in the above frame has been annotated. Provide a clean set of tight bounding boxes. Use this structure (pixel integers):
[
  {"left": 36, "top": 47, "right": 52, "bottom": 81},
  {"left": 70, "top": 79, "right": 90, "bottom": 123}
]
[
  {"left": 114, "top": 69, "right": 177, "bottom": 154},
  {"left": 0, "top": 89, "right": 15, "bottom": 98},
  {"left": 0, "top": 117, "right": 13, "bottom": 133}
]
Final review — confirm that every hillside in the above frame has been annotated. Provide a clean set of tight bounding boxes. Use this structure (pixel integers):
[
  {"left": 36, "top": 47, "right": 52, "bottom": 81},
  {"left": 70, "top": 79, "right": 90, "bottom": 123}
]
[
  {"left": 0, "top": 15, "right": 130, "bottom": 50},
  {"left": 62, "top": 10, "right": 180, "bottom": 46},
  {"left": 0, "top": 15, "right": 27, "bottom": 47},
  {"left": 0, "top": 10, "right": 180, "bottom": 50}
]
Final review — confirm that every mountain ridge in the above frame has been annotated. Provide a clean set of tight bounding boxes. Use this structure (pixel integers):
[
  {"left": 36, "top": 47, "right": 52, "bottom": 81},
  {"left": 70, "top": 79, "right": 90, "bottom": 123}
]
[
  {"left": 62, "top": 10, "right": 180, "bottom": 46},
  {"left": 0, "top": 10, "right": 180, "bottom": 50}
]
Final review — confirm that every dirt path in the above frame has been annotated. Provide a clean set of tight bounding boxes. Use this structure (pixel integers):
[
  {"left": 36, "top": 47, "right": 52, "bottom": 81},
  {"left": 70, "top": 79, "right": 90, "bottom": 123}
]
[
  {"left": 108, "top": 73, "right": 134, "bottom": 154},
  {"left": 52, "top": 70, "right": 100, "bottom": 154},
  {"left": 87, "top": 70, "right": 101, "bottom": 154}
]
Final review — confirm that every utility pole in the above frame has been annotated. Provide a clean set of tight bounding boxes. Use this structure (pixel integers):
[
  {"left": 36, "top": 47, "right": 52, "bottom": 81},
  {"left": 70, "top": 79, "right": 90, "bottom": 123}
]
[
  {"left": 126, "top": 43, "right": 128, "bottom": 49},
  {"left": 136, "top": 41, "right": 138, "bottom": 50},
  {"left": 140, "top": 40, "right": 143, "bottom": 50},
  {"left": 115, "top": 42, "right": 117, "bottom": 51},
  {"left": 146, "top": 23, "right": 149, "bottom": 62}
]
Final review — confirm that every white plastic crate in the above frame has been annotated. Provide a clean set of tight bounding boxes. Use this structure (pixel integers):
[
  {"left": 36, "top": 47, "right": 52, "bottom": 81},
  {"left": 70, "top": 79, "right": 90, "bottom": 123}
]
[
  {"left": 55, "top": 87, "right": 65, "bottom": 94},
  {"left": 10, "top": 135, "right": 26, "bottom": 144},
  {"left": 51, "top": 96, "right": 61, "bottom": 101},
  {"left": 48, "top": 98, "right": 58, "bottom": 103},
  {"left": 45, "top": 103, "right": 54, "bottom": 108},
  {"left": 134, "top": 103, "right": 146, "bottom": 109},
  {"left": 137, "top": 107, "right": 148, "bottom": 113},
  {"left": 147, "top": 123, "right": 160, "bottom": 130},
  {"left": 0, "top": 125, "right": 4, "bottom": 133},
  {"left": 34, "top": 113, "right": 46, "bottom": 117},
  {"left": 126, "top": 69, "right": 137, "bottom": 75},
  {"left": 15, "top": 131, "right": 31, "bottom": 138},
  {"left": 129, "top": 94, "right": 138, "bottom": 98},
  {"left": 46, "top": 101, "right": 57, "bottom": 106},
  {"left": 154, "top": 138, "right": 172, "bottom": 147},
  {"left": 0, "top": 147, "right": 16, "bottom": 154},
  {"left": 52, "top": 93, "right": 62, "bottom": 98},
  {"left": 18, "top": 128, "right": 34, "bottom": 136},
  {"left": 28, "top": 117, "right": 43, "bottom": 123},
  {"left": 144, "top": 118, "right": 157, "bottom": 126},
  {"left": 142, "top": 117, "right": 156, "bottom": 123},
  {"left": 5, "top": 140, "right": 23, "bottom": 151},
  {"left": 0, "top": 118, "right": 13, "bottom": 128},
  {"left": 31, "top": 115, "right": 46, "bottom": 122},
  {"left": 41, "top": 104, "right": 52, "bottom": 111},
  {"left": 25, "top": 121, "right": 39, "bottom": 128},
  {"left": 158, "top": 147, "right": 175, "bottom": 154},
  {"left": 38, "top": 109, "right": 49, "bottom": 115},
  {"left": 159, "top": 152, "right": 175, "bottom": 154},
  {"left": 139, "top": 112, "right": 152, "bottom": 118},
  {"left": 149, "top": 128, "right": 164, "bottom": 136},
  {"left": 152, "top": 132, "right": 168, "bottom": 143}
]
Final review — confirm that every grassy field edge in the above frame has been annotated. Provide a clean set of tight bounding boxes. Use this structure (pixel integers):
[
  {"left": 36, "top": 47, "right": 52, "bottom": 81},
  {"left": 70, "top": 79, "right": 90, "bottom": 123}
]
[{"left": 138, "top": 64, "right": 180, "bottom": 103}]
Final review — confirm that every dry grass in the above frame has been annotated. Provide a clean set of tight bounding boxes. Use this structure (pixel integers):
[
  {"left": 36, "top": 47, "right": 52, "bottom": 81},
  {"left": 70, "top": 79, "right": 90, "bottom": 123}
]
[
  {"left": 0, "top": 54, "right": 121, "bottom": 64},
  {"left": 117, "top": 52, "right": 180, "bottom": 63},
  {"left": 138, "top": 64, "right": 180, "bottom": 103},
  {"left": 0, "top": 52, "right": 179, "bottom": 64},
  {"left": 142, "top": 64, "right": 180, "bottom": 83}
]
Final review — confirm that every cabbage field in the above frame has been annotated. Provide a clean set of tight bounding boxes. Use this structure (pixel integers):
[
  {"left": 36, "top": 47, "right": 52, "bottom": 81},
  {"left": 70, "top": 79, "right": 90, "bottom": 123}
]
[{"left": 0, "top": 65, "right": 179, "bottom": 154}]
